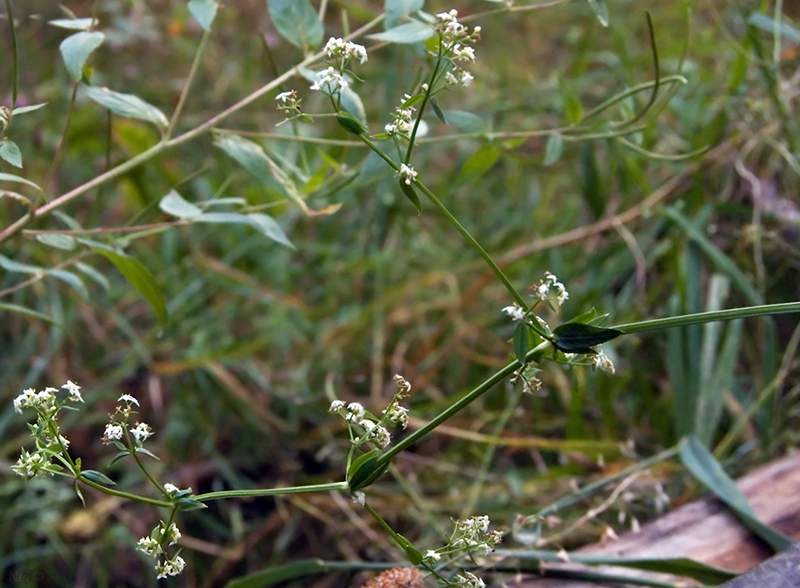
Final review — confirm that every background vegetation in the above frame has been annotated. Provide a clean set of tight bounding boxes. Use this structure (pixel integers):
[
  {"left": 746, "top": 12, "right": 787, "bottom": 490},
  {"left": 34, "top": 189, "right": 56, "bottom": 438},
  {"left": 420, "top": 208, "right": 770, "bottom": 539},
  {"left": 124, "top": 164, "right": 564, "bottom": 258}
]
[{"left": 2, "top": 0, "right": 799, "bottom": 586}]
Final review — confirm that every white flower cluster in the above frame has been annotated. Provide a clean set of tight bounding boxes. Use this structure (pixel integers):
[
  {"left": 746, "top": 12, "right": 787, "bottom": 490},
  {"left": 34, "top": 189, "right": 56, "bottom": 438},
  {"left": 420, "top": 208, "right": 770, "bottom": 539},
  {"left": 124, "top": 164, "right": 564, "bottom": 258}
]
[
  {"left": 590, "top": 349, "right": 615, "bottom": 374},
  {"left": 397, "top": 163, "right": 418, "bottom": 186},
  {"left": 275, "top": 89, "right": 306, "bottom": 124},
  {"left": 382, "top": 374, "right": 411, "bottom": 428},
  {"left": 454, "top": 572, "right": 486, "bottom": 588},
  {"left": 310, "top": 66, "right": 349, "bottom": 92},
  {"left": 502, "top": 304, "right": 527, "bottom": 322},
  {"left": 436, "top": 9, "right": 481, "bottom": 90},
  {"left": 330, "top": 400, "right": 392, "bottom": 448},
  {"left": 452, "top": 515, "right": 503, "bottom": 556},
  {"left": 11, "top": 381, "right": 84, "bottom": 479},
  {"left": 534, "top": 272, "right": 569, "bottom": 306},
  {"left": 385, "top": 94, "right": 416, "bottom": 136},
  {"left": 510, "top": 366, "right": 543, "bottom": 395},
  {"left": 323, "top": 37, "right": 368, "bottom": 64},
  {"left": 102, "top": 394, "right": 154, "bottom": 446},
  {"left": 137, "top": 522, "right": 185, "bottom": 579}
]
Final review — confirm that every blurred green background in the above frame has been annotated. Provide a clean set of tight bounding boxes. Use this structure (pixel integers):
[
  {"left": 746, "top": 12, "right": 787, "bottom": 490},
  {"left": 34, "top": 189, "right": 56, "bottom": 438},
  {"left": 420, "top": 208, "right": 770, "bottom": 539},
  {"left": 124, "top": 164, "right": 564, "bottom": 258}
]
[{"left": 2, "top": 0, "right": 800, "bottom": 586}]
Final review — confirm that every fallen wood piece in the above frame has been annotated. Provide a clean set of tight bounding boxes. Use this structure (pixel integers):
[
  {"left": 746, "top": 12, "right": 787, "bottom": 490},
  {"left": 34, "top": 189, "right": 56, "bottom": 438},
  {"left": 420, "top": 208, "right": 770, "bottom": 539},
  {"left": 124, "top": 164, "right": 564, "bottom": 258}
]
[{"left": 506, "top": 451, "right": 800, "bottom": 587}]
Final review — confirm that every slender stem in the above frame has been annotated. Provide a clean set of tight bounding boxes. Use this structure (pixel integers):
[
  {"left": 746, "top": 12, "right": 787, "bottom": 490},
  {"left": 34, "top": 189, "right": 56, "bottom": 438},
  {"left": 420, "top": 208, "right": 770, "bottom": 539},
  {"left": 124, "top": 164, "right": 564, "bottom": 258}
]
[
  {"left": 40, "top": 82, "right": 80, "bottom": 198},
  {"left": 167, "top": 29, "right": 211, "bottom": 139},
  {"left": 130, "top": 443, "right": 165, "bottom": 495},
  {"left": 4, "top": 0, "right": 18, "bottom": 109},
  {"left": 78, "top": 474, "right": 173, "bottom": 507},
  {"left": 613, "top": 302, "right": 800, "bottom": 334},
  {"left": 377, "top": 341, "right": 551, "bottom": 467},
  {"left": 413, "top": 179, "right": 527, "bottom": 309},
  {"left": 362, "top": 502, "right": 405, "bottom": 546},
  {"left": 404, "top": 48, "right": 442, "bottom": 164},
  {"left": 194, "top": 481, "right": 349, "bottom": 502}
]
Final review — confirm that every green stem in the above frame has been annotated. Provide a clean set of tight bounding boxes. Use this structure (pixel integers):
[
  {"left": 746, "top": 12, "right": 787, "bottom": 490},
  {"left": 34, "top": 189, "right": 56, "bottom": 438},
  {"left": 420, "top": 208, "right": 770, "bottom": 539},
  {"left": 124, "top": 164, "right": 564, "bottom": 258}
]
[
  {"left": 613, "top": 302, "right": 800, "bottom": 334},
  {"left": 413, "top": 179, "right": 528, "bottom": 309},
  {"left": 4, "top": 0, "right": 18, "bottom": 109},
  {"left": 167, "top": 28, "right": 211, "bottom": 139},
  {"left": 130, "top": 442, "right": 165, "bottom": 495},
  {"left": 78, "top": 474, "right": 173, "bottom": 507},
  {"left": 377, "top": 341, "right": 551, "bottom": 468},
  {"left": 404, "top": 48, "right": 442, "bottom": 164},
  {"left": 362, "top": 502, "right": 405, "bottom": 546},
  {"left": 194, "top": 481, "right": 349, "bottom": 502}
]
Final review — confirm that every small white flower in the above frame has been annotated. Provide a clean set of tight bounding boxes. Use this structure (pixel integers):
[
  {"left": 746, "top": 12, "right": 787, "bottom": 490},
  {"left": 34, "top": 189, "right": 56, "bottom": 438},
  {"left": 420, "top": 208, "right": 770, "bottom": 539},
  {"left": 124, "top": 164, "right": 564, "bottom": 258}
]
[
  {"left": 329, "top": 399, "right": 346, "bottom": 412},
  {"left": 394, "top": 374, "right": 412, "bottom": 395},
  {"left": 160, "top": 522, "right": 181, "bottom": 545},
  {"left": 103, "top": 423, "right": 124, "bottom": 441},
  {"left": 425, "top": 549, "right": 441, "bottom": 561},
  {"left": 590, "top": 349, "right": 615, "bottom": 374},
  {"left": 324, "top": 37, "right": 368, "bottom": 64},
  {"left": 62, "top": 380, "right": 83, "bottom": 403},
  {"left": 436, "top": 9, "right": 458, "bottom": 23},
  {"left": 275, "top": 91, "right": 295, "bottom": 103},
  {"left": 118, "top": 394, "right": 139, "bottom": 406},
  {"left": 452, "top": 44, "right": 475, "bottom": 62},
  {"left": 445, "top": 71, "right": 459, "bottom": 86},
  {"left": 164, "top": 483, "right": 179, "bottom": 495},
  {"left": 130, "top": 422, "right": 153, "bottom": 442},
  {"left": 397, "top": 164, "right": 418, "bottom": 185},
  {"left": 310, "top": 66, "right": 348, "bottom": 92},
  {"left": 346, "top": 402, "right": 365, "bottom": 422},
  {"left": 11, "top": 450, "right": 52, "bottom": 478},
  {"left": 155, "top": 555, "right": 185, "bottom": 579},
  {"left": 459, "top": 70, "right": 474, "bottom": 87},
  {"left": 352, "top": 490, "right": 366, "bottom": 505},
  {"left": 137, "top": 536, "right": 160, "bottom": 557},
  {"left": 503, "top": 304, "right": 526, "bottom": 322}
]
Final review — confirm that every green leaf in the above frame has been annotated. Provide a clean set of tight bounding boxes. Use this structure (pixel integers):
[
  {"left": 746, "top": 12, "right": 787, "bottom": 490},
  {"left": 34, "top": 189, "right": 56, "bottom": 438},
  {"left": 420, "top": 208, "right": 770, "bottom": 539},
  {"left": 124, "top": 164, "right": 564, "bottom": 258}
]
[
  {"left": 513, "top": 322, "right": 530, "bottom": 364},
  {"left": 36, "top": 234, "right": 77, "bottom": 250},
  {"left": 347, "top": 449, "right": 390, "bottom": 491},
  {"left": 0, "top": 302, "right": 65, "bottom": 331},
  {"left": 108, "top": 450, "right": 131, "bottom": 467},
  {"left": 60, "top": 31, "right": 105, "bottom": 81},
  {"left": 0, "top": 172, "right": 42, "bottom": 192},
  {"left": 224, "top": 559, "right": 329, "bottom": 588},
  {"left": 459, "top": 143, "right": 501, "bottom": 180},
  {"left": 680, "top": 436, "right": 792, "bottom": 552},
  {"left": 0, "top": 254, "right": 43, "bottom": 274},
  {"left": 747, "top": 12, "right": 800, "bottom": 42},
  {"left": 174, "top": 497, "right": 208, "bottom": 511},
  {"left": 188, "top": 0, "right": 219, "bottom": 31},
  {"left": 267, "top": 0, "right": 324, "bottom": 50},
  {"left": 12, "top": 103, "right": 48, "bottom": 116},
  {"left": 159, "top": 190, "right": 202, "bottom": 219},
  {"left": 400, "top": 94, "right": 424, "bottom": 109},
  {"left": 587, "top": 0, "right": 609, "bottom": 26},
  {"left": 559, "top": 77, "right": 583, "bottom": 123},
  {"left": 551, "top": 322, "right": 622, "bottom": 354},
  {"left": 336, "top": 112, "right": 365, "bottom": 135},
  {"left": 396, "top": 534, "right": 423, "bottom": 565},
  {"left": 543, "top": 133, "right": 564, "bottom": 166},
  {"left": 83, "top": 85, "right": 169, "bottom": 128},
  {"left": 48, "top": 18, "right": 97, "bottom": 30},
  {"left": 398, "top": 178, "right": 422, "bottom": 215},
  {"left": 385, "top": 0, "right": 424, "bottom": 29},
  {"left": 81, "top": 469, "right": 116, "bottom": 486},
  {"left": 91, "top": 248, "right": 168, "bottom": 325},
  {"left": 367, "top": 20, "right": 434, "bottom": 44},
  {"left": 196, "top": 212, "right": 295, "bottom": 249},
  {"left": 135, "top": 447, "right": 160, "bottom": 460},
  {"left": 340, "top": 88, "right": 367, "bottom": 125},
  {"left": 0, "top": 140, "right": 23, "bottom": 168},
  {"left": 443, "top": 110, "right": 485, "bottom": 134},
  {"left": 430, "top": 98, "right": 447, "bottom": 124}
]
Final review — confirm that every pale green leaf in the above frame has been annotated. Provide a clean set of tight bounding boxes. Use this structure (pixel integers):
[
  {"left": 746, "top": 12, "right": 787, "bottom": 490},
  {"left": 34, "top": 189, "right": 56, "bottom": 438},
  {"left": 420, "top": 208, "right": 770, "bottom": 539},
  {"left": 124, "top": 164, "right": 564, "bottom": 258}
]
[
  {"left": 12, "top": 103, "right": 48, "bottom": 116},
  {"left": 267, "top": 0, "right": 324, "bottom": 50},
  {"left": 0, "top": 173, "right": 42, "bottom": 192},
  {"left": 48, "top": 18, "right": 98, "bottom": 30},
  {"left": 0, "top": 302, "right": 65, "bottom": 331},
  {"left": 367, "top": 20, "right": 434, "bottom": 43},
  {"left": 0, "top": 140, "right": 23, "bottom": 168},
  {"left": 196, "top": 212, "right": 295, "bottom": 249},
  {"left": 36, "top": 234, "right": 77, "bottom": 250},
  {"left": 83, "top": 85, "right": 169, "bottom": 128},
  {"left": 442, "top": 110, "right": 486, "bottom": 134},
  {"left": 0, "top": 254, "right": 43, "bottom": 274},
  {"left": 60, "top": 31, "right": 105, "bottom": 81},
  {"left": 50, "top": 269, "right": 89, "bottom": 299},
  {"left": 543, "top": 133, "right": 564, "bottom": 166},
  {"left": 75, "top": 262, "right": 111, "bottom": 292},
  {"left": 385, "top": 0, "right": 424, "bottom": 29},
  {"left": 587, "top": 0, "right": 609, "bottom": 26},
  {"left": 460, "top": 143, "right": 501, "bottom": 179},
  {"left": 188, "top": 0, "right": 219, "bottom": 31},
  {"left": 159, "top": 190, "right": 203, "bottom": 219}
]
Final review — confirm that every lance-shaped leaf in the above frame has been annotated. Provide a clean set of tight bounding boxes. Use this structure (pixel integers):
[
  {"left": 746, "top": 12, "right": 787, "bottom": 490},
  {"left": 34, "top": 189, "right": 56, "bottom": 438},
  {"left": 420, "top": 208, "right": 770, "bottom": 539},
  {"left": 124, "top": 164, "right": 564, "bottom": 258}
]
[
  {"left": 188, "top": 0, "right": 219, "bottom": 31},
  {"left": 159, "top": 190, "right": 202, "bottom": 219},
  {"left": 83, "top": 85, "right": 169, "bottom": 128},
  {"left": 60, "top": 31, "right": 105, "bottom": 81},
  {"left": 267, "top": 0, "right": 324, "bottom": 50},
  {"left": 398, "top": 178, "right": 421, "bottom": 214},
  {"left": 551, "top": 322, "right": 622, "bottom": 353},
  {"left": 0, "top": 140, "right": 23, "bottom": 168},
  {"left": 0, "top": 302, "right": 65, "bottom": 331},
  {"left": 88, "top": 245, "right": 168, "bottom": 326},
  {"left": 49, "top": 18, "right": 97, "bottom": 31},
  {"left": 367, "top": 20, "right": 434, "bottom": 44}
]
